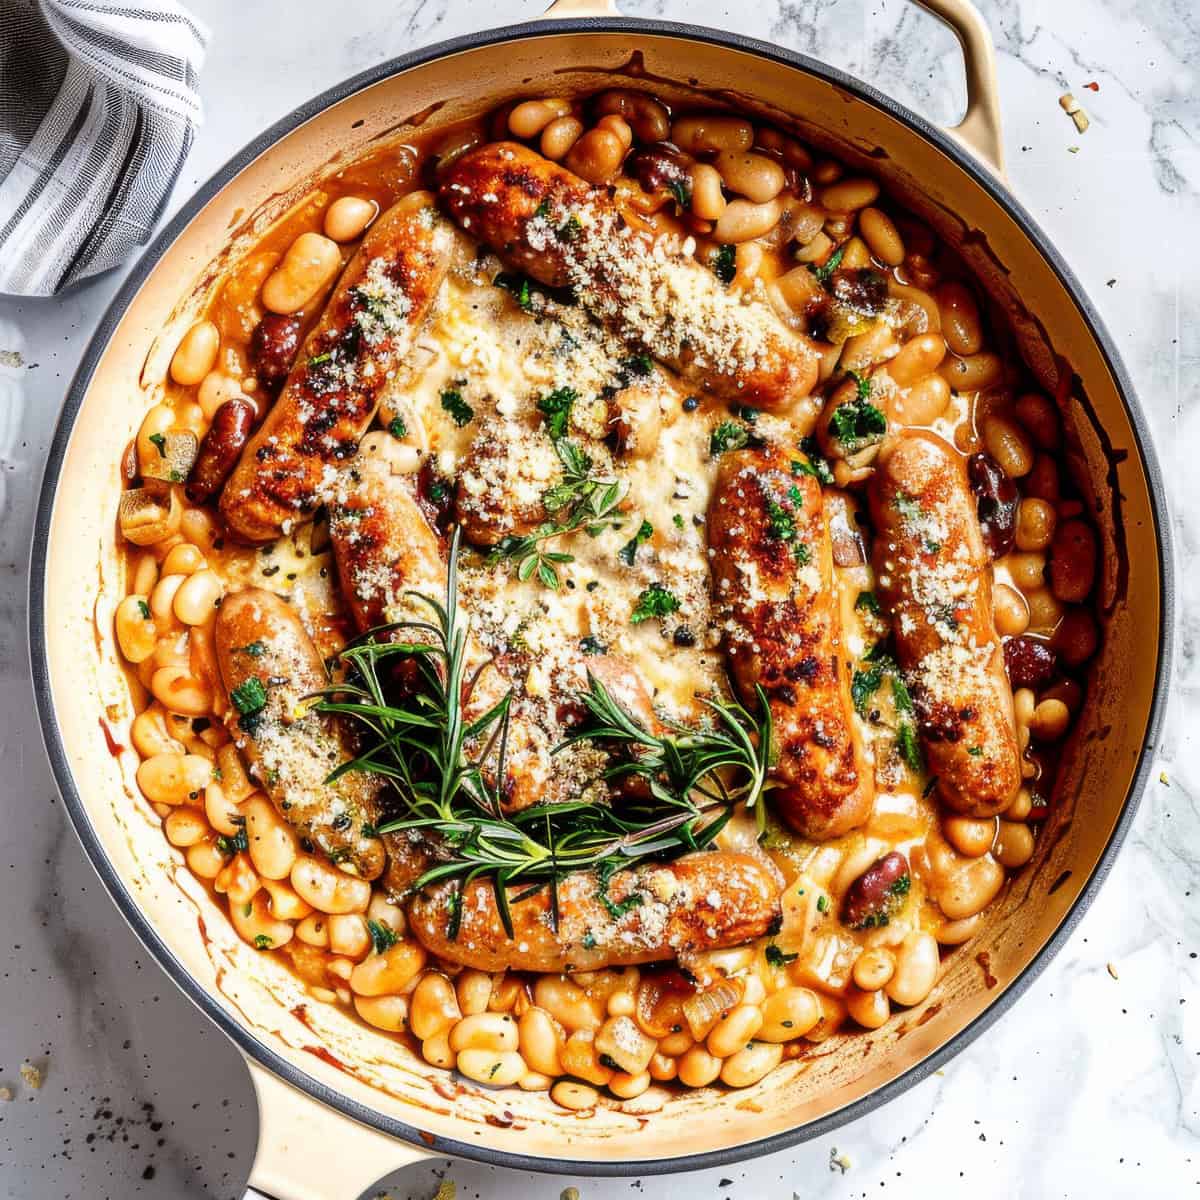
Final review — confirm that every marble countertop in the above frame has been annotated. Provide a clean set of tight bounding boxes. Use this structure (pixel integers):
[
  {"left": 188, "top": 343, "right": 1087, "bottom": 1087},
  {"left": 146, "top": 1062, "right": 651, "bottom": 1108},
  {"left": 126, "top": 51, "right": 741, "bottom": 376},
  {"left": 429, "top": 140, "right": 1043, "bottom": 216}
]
[{"left": 1, "top": 0, "right": 1196, "bottom": 1196}]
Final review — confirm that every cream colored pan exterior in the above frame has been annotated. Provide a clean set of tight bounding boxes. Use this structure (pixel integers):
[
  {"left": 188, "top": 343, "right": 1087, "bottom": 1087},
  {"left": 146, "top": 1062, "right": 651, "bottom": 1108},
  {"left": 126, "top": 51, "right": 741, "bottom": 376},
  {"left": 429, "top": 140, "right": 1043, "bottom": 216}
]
[{"left": 29, "top": 3, "right": 1172, "bottom": 1195}]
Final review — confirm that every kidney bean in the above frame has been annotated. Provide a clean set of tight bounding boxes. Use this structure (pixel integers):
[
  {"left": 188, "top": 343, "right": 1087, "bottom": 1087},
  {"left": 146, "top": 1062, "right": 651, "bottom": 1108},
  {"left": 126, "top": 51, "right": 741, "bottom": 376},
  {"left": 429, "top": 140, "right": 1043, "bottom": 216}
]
[
  {"left": 629, "top": 142, "right": 692, "bottom": 199},
  {"left": 842, "top": 851, "right": 911, "bottom": 929},
  {"left": 968, "top": 452, "right": 1018, "bottom": 558},
  {"left": 1049, "top": 518, "right": 1097, "bottom": 603},
  {"left": 186, "top": 399, "right": 255, "bottom": 503},
  {"left": 1002, "top": 635, "right": 1058, "bottom": 690},
  {"left": 250, "top": 313, "right": 302, "bottom": 394}
]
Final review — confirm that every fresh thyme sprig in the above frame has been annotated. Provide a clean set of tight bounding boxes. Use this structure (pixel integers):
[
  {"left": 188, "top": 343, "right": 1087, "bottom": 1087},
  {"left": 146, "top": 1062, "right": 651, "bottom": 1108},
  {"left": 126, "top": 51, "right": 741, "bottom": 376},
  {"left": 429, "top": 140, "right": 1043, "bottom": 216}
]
[
  {"left": 314, "top": 534, "right": 775, "bottom": 937},
  {"left": 487, "top": 438, "right": 627, "bottom": 589}
]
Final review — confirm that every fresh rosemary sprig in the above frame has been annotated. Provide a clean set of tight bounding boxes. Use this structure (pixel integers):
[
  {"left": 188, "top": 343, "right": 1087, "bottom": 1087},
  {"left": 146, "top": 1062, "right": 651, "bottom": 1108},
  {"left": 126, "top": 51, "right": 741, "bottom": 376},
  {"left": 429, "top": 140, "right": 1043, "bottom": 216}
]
[
  {"left": 314, "top": 535, "right": 775, "bottom": 937},
  {"left": 487, "top": 438, "right": 627, "bottom": 589}
]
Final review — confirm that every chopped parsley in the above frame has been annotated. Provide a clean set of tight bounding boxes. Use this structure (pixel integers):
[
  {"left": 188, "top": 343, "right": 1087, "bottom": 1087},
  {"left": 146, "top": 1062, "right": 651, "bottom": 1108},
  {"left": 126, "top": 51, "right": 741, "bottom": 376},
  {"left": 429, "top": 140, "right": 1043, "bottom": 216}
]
[
  {"left": 829, "top": 393, "right": 887, "bottom": 451},
  {"left": 673, "top": 513, "right": 685, "bottom": 530},
  {"left": 597, "top": 869, "right": 645, "bottom": 920},
  {"left": 764, "top": 944, "right": 798, "bottom": 967},
  {"left": 387, "top": 416, "right": 408, "bottom": 439},
  {"left": 578, "top": 636, "right": 608, "bottom": 656},
  {"left": 618, "top": 519, "right": 653, "bottom": 566},
  {"left": 215, "top": 827, "right": 248, "bottom": 856},
  {"left": 253, "top": 934, "right": 274, "bottom": 950},
  {"left": 855, "top": 590, "right": 881, "bottom": 615},
  {"left": 136, "top": 599, "right": 151, "bottom": 620},
  {"left": 366, "top": 918, "right": 399, "bottom": 955},
  {"left": 536, "top": 386, "right": 577, "bottom": 440},
  {"left": 494, "top": 270, "right": 534, "bottom": 311},
  {"left": 967, "top": 745, "right": 984, "bottom": 757},
  {"left": 817, "top": 894, "right": 831, "bottom": 914},
  {"left": 847, "top": 368, "right": 874, "bottom": 403},
  {"left": 621, "top": 353, "right": 654, "bottom": 379},
  {"left": 230, "top": 677, "right": 267, "bottom": 716},
  {"left": 794, "top": 542, "right": 812, "bottom": 566},
  {"left": 765, "top": 499, "right": 797, "bottom": 544},
  {"left": 147, "top": 432, "right": 166, "bottom": 457},
  {"left": 307, "top": 351, "right": 332, "bottom": 368},
  {"left": 710, "top": 420, "right": 751, "bottom": 457},
  {"left": 534, "top": 198, "right": 552, "bottom": 219},
  {"left": 581, "top": 930, "right": 597, "bottom": 950},
  {"left": 238, "top": 641, "right": 266, "bottom": 657},
  {"left": 851, "top": 664, "right": 884, "bottom": 716},
  {"left": 894, "top": 492, "right": 924, "bottom": 522},
  {"left": 892, "top": 673, "right": 923, "bottom": 772},
  {"left": 630, "top": 583, "right": 680, "bottom": 625},
  {"left": 808, "top": 243, "right": 846, "bottom": 286},
  {"left": 440, "top": 388, "right": 473, "bottom": 427},
  {"left": 556, "top": 215, "right": 583, "bottom": 243},
  {"left": 713, "top": 243, "right": 737, "bottom": 285},
  {"left": 668, "top": 178, "right": 691, "bottom": 210}
]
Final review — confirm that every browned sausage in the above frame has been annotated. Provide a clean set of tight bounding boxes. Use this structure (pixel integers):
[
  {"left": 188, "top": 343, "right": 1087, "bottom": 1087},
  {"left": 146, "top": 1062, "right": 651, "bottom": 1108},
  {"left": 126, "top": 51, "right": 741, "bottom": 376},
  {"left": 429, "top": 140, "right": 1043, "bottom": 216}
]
[
  {"left": 249, "top": 313, "right": 302, "bottom": 395},
  {"left": 213, "top": 588, "right": 385, "bottom": 879},
  {"left": 219, "top": 192, "right": 454, "bottom": 543},
  {"left": 868, "top": 430, "right": 1021, "bottom": 817},
  {"left": 186, "top": 398, "right": 255, "bottom": 503},
  {"left": 439, "top": 142, "right": 820, "bottom": 418},
  {"left": 708, "top": 444, "right": 874, "bottom": 840},
  {"left": 406, "top": 852, "right": 781, "bottom": 972}
]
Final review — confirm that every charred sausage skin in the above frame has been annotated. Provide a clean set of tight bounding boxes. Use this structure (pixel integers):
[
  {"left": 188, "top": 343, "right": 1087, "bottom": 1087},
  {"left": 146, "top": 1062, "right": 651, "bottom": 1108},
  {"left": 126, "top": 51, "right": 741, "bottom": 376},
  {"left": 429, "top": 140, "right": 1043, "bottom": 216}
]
[
  {"left": 708, "top": 444, "right": 874, "bottom": 840},
  {"left": 439, "top": 141, "right": 820, "bottom": 418},
  {"left": 407, "top": 852, "right": 781, "bottom": 973},
  {"left": 219, "top": 193, "right": 453, "bottom": 543},
  {"left": 213, "top": 588, "right": 385, "bottom": 878},
  {"left": 868, "top": 430, "right": 1022, "bottom": 818}
]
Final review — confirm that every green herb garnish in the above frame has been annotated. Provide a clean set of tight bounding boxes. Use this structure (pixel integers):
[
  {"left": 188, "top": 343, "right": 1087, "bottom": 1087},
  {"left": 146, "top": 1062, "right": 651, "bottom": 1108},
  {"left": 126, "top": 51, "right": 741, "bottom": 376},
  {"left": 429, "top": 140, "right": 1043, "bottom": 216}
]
[
  {"left": 366, "top": 918, "right": 399, "bottom": 954},
  {"left": 536, "top": 386, "right": 577, "bottom": 440},
  {"left": 829, "top": 393, "right": 887, "bottom": 451},
  {"left": 630, "top": 583, "right": 679, "bottom": 625},
  {"left": 618, "top": 519, "right": 653, "bottom": 566},
  {"left": 148, "top": 432, "right": 166, "bottom": 458},
  {"left": 253, "top": 934, "right": 274, "bottom": 950},
  {"left": 136, "top": 600, "right": 151, "bottom": 620},
  {"left": 710, "top": 420, "right": 751, "bottom": 457},
  {"left": 855, "top": 591, "right": 881, "bottom": 615},
  {"left": 230, "top": 677, "right": 267, "bottom": 716},
  {"left": 440, "top": 389, "right": 474, "bottom": 427},
  {"left": 713, "top": 243, "right": 736, "bottom": 285},
  {"left": 798, "top": 437, "right": 835, "bottom": 484},
  {"left": 764, "top": 944, "right": 798, "bottom": 967},
  {"left": 808, "top": 243, "right": 845, "bottom": 286},
  {"left": 388, "top": 417, "right": 408, "bottom": 440}
]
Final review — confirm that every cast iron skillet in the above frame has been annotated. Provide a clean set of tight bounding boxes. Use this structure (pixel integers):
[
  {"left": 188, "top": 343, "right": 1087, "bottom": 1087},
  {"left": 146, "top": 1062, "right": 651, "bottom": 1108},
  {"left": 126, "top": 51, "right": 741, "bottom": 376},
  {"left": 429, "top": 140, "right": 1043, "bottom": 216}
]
[{"left": 29, "top": 1, "right": 1173, "bottom": 1195}]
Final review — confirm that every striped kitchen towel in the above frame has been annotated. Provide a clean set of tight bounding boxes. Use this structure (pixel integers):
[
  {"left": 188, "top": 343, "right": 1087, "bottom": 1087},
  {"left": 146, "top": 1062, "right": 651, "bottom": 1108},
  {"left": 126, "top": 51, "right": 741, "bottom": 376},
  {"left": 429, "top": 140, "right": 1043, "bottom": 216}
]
[{"left": 0, "top": 0, "right": 209, "bottom": 297}]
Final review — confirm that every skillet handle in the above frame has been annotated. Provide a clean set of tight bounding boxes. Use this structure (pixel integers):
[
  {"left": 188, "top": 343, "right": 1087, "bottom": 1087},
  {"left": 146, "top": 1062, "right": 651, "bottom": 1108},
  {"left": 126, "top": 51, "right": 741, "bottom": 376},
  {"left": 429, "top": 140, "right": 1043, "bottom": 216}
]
[
  {"left": 543, "top": 0, "right": 620, "bottom": 15},
  {"left": 241, "top": 1059, "right": 431, "bottom": 1200},
  {"left": 915, "top": 0, "right": 1006, "bottom": 177}
]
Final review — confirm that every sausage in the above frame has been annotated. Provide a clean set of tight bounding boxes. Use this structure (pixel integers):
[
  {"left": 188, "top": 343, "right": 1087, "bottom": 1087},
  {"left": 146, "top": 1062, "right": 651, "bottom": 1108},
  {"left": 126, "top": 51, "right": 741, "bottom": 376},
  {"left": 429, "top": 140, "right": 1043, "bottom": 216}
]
[
  {"left": 249, "top": 313, "right": 302, "bottom": 395},
  {"left": 708, "top": 444, "right": 874, "bottom": 840},
  {"left": 326, "top": 433, "right": 445, "bottom": 633},
  {"left": 868, "top": 430, "right": 1022, "bottom": 817},
  {"left": 406, "top": 852, "right": 782, "bottom": 972},
  {"left": 438, "top": 142, "right": 820, "bottom": 418},
  {"left": 213, "top": 588, "right": 385, "bottom": 879},
  {"left": 186, "top": 398, "right": 255, "bottom": 503},
  {"left": 219, "top": 192, "right": 454, "bottom": 543}
]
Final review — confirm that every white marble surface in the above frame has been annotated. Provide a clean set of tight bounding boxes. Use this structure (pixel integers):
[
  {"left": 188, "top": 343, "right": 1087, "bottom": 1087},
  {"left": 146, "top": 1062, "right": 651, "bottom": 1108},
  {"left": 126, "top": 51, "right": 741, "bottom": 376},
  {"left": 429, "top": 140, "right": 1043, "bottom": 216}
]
[{"left": 1, "top": 0, "right": 1197, "bottom": 1196}]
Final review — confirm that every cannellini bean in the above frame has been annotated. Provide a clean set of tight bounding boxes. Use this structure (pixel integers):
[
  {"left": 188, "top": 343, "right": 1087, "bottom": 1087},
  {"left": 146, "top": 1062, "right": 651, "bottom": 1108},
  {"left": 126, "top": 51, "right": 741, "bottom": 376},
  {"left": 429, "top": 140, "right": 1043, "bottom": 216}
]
[
  {"left": 676, "top": 1045, "right": 722, "bottom": 1087},
  {"left": 887, "top": 332, "right": 946, "bottom": 388},
  {"left": 994, "top": 819, "right": 1036, "bottom": 867},
  {"left": 519, "top": 1007, "right": 564, "bottom": 1076},
  {"left": 559, "top": 1030, "right": 614, "bottom": 1086},
  {"left": 935, "top": 281, "right": 983, "bottom": 355},
  {"left": 161, "top": 542, "right": 206, "bottom": 577},
  {"left": 983, "top": 414, "right": 1035, "bottom": 478},
  {"left": 150, "top": 666, "right": 212, "bottom": 717},
  {"left": 170, "top": 321, "right": 220, "bottom": 386},
  {"left": 421, "top": 1031, "right": 455, "bottom": 1069},
  {"left": 993, "top": 583, "right": 1030, "bottom": 637},
  {"left": 291, "top": 855, "right": 372, "bottom": 914},
  {"left": 706, "top": 1004, "right": 763, "bottom": 1058},
  {"left": 186, "top": 838, "right": 226, "bottom": 880},
  {"left": 1030, "top": 698, "right": 1071, "bottom": 742},
  {"left": 720, "top": 1041, "right": 782, "bottom": 1087},
  {"left": 457, "top": 1048, "right": 524, "bottom": 1087},
  {"left": 449, "top": 1012, "right": 518, "bottom": 1054},
  {"left": 533, "top": 976, "right": 602, "bottom": 1032},
  {"left": 846, "top": 985, "right": 891, "bottom": 1029},
  {"left": 934, "top": 914, "right": 985, "bottom": 945},
  {"left": 714, "top": 150, "right": 785, "bottom": 203},
  {"left": 115, "top": 595, "right": 157, "bottom": 663},
  {"left": 564, "top": 129, "right": 625, "bottom": 184},
  {"left": 508, "top": 97, "right": 571, "bottom": 139},
  {"left": 324, "top": 196, "right": 378, "bottom": 243},
  {"left": 1015, "top": 391, "right": 1060, "bottom": 450},
  {"left": 173, "top": 569, "right": 223, "bottom": 625},
  {"left": 131, "top": 705, "right": 185, "bottom": 758},
  {"left": 858, "top": 207, "right": 904, "bottom": 266},
  {"left": 163, "top": 806, "right": 209, "bottom": 847},
  {"left": 540, "top": 115, "right": 584, "bottom": 161},
  {"left": 230, "top": 891, "right": 293, "bottom": 951},
  {"left": 295, "top": 914, "right": 330, "bottom": 948},
  {"left": 595, "top": 114, "right": 633, "bottom": 151},
  {"left": 892, "top": 372, "right": 951, "bottom": 425},
  {"left": 216, "top": 742, "right": 255, "bottom": 804},
  {"left": 671, "top": 114, "right": 752, "bottom": 154},
  {"left": 260, "top": 877, "right": 312, "bottom": 922},
  {"left": 326, "top": 914, "right": 369, "bottom": 958},
  {"left": 758, "top": 987, "right": 821, "bottom": 1042},
  {"left": 243, "top": 794, "right": 299, "bottom": 880},
  {"left": 851, "top": 947, "right": 896, "bottom": 992},
  {"left": 348, "top": 940, "right": 426, "bottom": 996},
  {"left": 943, "top": 815, "right": 997, "bottom": 858},
  {"left": 410, "top": 973, "right": 462, "bottom": 1040},
  {"left": 689, "top": 163, "right": 727, "bottom": 221},
  {"left": 941, "top": 350, "right": 1004, "bottom": 392},
  {"left": 648, "top": 1051, "right": 678, "bottom": 1081},
  {"left": 261, "top": 232, "right": 341, "bottom": 315},
  {"left": 594, "top": 90, "right": 670, "bottom": 142},
  {"left": 354, "top": 993, "right": 409, "bottom": 1033},
  {"left": 821, "top": 177, "right": 880, "bottom": 211},
  {"left": 609, "top": 1069, "right": 652, "bottom": 1099},
  {"left": 215, "top": 852, "right": 260, "bottom": 906},
  {"left": 885, "top": 931, "right": 939, "bottom": 1006},
  {"left": 938, "top": 856, "right": 1006, "bottom": 920},
  {"left": 203, "top": 781, "right": 242, "bottom": 837},
  {"left": 197, "top": 371, "right": 246, "bottom": 421},
  {"left": 518, "top": 1071, "right": 554, "bottom": 1092},
  {"left": 713, "top": 197, "right": 782, "bottom": 243},
  {"left": 456, "top": 969, "right": 495, "bottom": 1016}
]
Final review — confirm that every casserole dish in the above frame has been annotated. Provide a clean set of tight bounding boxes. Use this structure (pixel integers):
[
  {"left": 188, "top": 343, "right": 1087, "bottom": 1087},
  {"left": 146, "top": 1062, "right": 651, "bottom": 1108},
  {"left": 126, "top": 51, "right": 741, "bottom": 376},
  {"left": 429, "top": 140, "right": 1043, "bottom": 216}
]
[{"left": 29, "top": 1, "right": 1173, "bottom": 1195}]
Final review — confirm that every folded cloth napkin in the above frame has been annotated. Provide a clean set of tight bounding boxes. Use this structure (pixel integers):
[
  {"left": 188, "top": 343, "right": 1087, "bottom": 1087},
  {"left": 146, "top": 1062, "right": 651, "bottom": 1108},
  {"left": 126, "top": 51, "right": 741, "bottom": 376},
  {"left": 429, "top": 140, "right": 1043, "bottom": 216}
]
[{"left": 0, "top": 0, "right": 209, "bottom": 297}]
